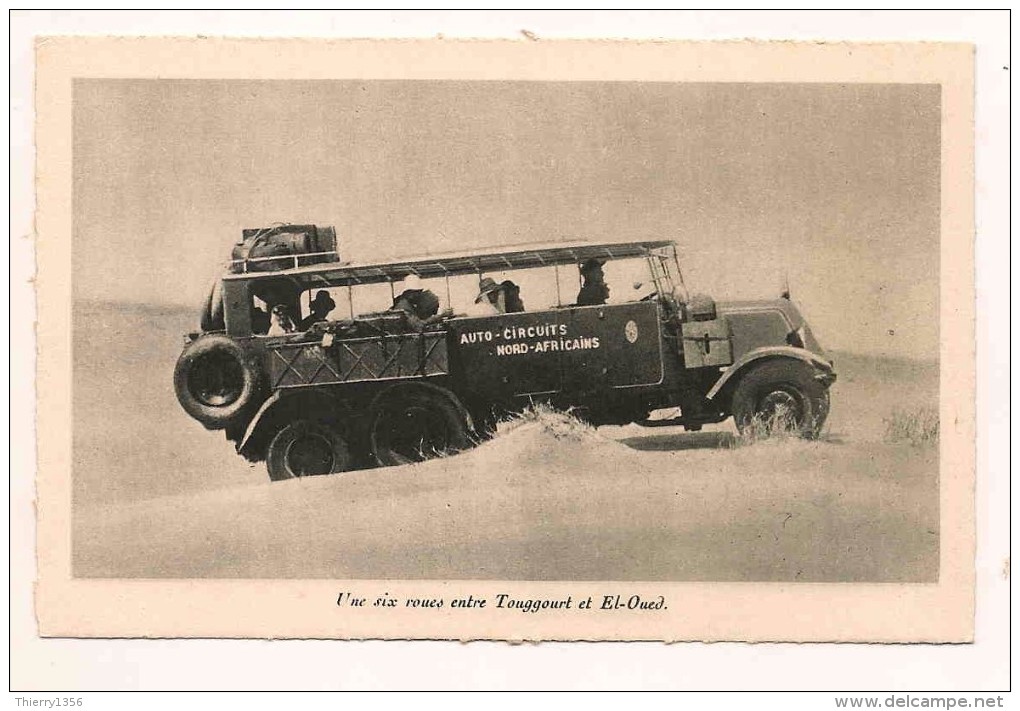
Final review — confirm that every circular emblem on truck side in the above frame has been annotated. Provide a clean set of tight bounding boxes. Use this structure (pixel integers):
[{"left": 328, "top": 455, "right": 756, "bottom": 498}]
[{"left": 625, "top": 320, "right": 639, "bottom": 343}]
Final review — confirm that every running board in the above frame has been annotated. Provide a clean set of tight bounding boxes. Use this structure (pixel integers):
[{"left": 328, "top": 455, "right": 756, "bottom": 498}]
[
  {"left": 635, "top": 414, "right": 728, "bottom": 430},
  {"left": 635, "top": 417, "right": 701, "bottom": 430}
]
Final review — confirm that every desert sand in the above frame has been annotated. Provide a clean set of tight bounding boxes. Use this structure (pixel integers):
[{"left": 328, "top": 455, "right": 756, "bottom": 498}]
[{"left": 71, "top": 301, "right": 939, "bottom": 581}]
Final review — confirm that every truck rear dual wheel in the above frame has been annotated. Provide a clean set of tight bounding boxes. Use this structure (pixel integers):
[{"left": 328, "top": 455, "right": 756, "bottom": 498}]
[
  {"left": 731, "top": 359, "right": 830, "bottom": 440},
  {"left": 266, "top": 420, "right": 354, "bottom": 481},
  {"left": 368, "top": 387, "right": 474, "bottom": 467}
]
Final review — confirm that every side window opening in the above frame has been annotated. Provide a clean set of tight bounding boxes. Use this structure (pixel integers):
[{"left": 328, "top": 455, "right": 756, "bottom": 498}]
[
  {"left": 449, "top": 267, "right": 567, "bottom": 315},
  {"left": 342, "top": 282, "right": 395, "bottom": 319},
  {"left": 293, "top": 278, "right": 460, "bottom": 331},
  {"left": 390, "top": 277, "right": 447, "bottom": 315},
  {"left": 293, "top": 287, "right": 341, "bottom": 331},
  {"left": 442, "top": 261, "right": 658, "bottom": 317},
  {"left": 248, "top": 278, "right": 302, "bottom": 337},
  {"left": 251, "top": 295, "right": 271, "bottom": 335},
  {"left": 600, "top": 257, "right": 656, "bottom": 305}
]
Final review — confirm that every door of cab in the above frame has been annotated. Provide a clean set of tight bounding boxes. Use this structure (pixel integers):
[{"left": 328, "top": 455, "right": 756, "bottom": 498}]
[{"left": 560, "top": 301, "right": 664, "bottom": 393}]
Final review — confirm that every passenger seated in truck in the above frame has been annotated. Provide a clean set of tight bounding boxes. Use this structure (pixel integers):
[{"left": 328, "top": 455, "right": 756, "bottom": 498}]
[
  {"left": 469, "top": 277, "right": 506, "bottom": 316},
  {"left": 267, "top": 304, "right": 298, "bottom": 336},
  {"left": 389, "top": 275, "right": 452, "bottom": 330},
  {"left": 576, "top": 258, "right": 610, "bottom": 306},
  {"left": 299, "top": 290, "right": 337, "bottom": 330},
  {"left": 251, "top": 304, "right": 271, "bottom": 335},
  {"left": 501, "top": 280, "right": 525, "bottom": 313}
]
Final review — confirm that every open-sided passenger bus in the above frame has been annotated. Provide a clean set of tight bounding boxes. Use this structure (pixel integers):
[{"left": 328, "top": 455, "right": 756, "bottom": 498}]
[{"left": 174, "top": 226, "right": 835, "bottom": 481}]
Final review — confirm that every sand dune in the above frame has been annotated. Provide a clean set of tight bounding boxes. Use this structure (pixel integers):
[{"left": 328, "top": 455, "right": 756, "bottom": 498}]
[{"left": 71, "top": 301, "right": 939, "bottom": 581}]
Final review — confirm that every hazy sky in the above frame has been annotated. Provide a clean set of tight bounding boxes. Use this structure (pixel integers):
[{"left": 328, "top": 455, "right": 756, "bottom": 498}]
[{"left": 73, "top": 80, "right": 940, "bottom": 359}]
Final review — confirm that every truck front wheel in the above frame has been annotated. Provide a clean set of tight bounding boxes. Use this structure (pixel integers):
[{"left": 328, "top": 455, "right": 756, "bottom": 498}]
[
  {"left": 266, "top": 420, "right": 353, "bottom": 481},
  {"left": 731, "top": 359, "right": 830, "bottom": 440}
]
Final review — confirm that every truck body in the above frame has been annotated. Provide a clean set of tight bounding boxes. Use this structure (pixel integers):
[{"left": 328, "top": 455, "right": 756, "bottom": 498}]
[{"left": 174, "top": 229, "right": 836, "bottom": 480}]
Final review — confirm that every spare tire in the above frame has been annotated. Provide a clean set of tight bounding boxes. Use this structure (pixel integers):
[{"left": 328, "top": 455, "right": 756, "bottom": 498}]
[
  {"left": 173, "top": 334, "right": 262, "bottom": 429},
  {"left": 199, "top": 279, "right": 225, "bottom": 332}
]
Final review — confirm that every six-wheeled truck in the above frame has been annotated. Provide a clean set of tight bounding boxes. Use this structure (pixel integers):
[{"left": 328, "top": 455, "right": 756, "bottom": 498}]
[{"left": 174, "top": 225, "right": 836, "bottom": 481}]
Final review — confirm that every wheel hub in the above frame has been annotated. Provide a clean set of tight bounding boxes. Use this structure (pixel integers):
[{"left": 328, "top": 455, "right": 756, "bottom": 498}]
[
  {"left": 759, "top": 390, "right": 802, "bottom": 424},
  {"left": 189, "top": 352, "right": 244, "bottom": 407},
  {"left": 375, "top": 404, "right": 452, "bottom": 462}
]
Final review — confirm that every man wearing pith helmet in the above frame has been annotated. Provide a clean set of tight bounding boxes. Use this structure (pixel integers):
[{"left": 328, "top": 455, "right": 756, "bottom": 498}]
[{"left": 390, "top": 274, "right": 449, "bottom": 330}]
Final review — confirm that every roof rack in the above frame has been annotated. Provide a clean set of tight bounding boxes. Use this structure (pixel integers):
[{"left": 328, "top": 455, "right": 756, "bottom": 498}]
[
  {"left": 222, "top": 240, "right": 677, "bottom": 287},
  {"left": 227, "top": 250, "right": 344, "bottom": 274}
]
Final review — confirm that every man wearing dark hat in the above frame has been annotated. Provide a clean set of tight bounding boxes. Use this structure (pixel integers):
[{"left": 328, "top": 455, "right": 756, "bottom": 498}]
[
  {"left": 389, "top": 275, "right": 451, "bottom": 330},
  {"left": 500, "top": 280, "right": 525, "bottom": 313},
  {"left": 576, "top": 259, "right": 610, "bottom": 306},
  {"left": 299, "top": 290, "right": 337, "bottom": 330}
]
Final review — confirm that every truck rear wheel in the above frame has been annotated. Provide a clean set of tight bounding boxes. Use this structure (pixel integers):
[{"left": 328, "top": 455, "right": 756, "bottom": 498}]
[
  {"left": 731, "top": 359, "right": 829, "bottom": 439},
  {"left": 266, "top": 420, "right": 353, "bottom": 481},
  {"left": 368, "top": 387, "right": 473, "bottom": 467}
]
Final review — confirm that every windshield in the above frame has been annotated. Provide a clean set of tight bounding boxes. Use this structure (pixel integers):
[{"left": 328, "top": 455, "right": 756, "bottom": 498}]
[
  {"left": 663, "top": 253, "right": 688, "bottom": 302},
  {"left": 646, "top": 246, "right": 688, "bottom": 303}
]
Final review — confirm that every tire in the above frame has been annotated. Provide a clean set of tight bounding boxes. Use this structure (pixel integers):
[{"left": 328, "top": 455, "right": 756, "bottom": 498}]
[
  {"left": 173, "top": 334, "right": 261, "bottom": 430},
  {"left": 265, "top": 420, "right": 353, "bottom": 481},
  {"left": 368, "top": 387, "right": 474, "bottom": 467},
  {"left": 731, "top": 359, "right": 830, "bottom": 439},
  {"left": 472, "top": 409, "right": 500, "bottom": 441},
  {"left": 199, "top": 280, "right": 225, "bottom": 332}
]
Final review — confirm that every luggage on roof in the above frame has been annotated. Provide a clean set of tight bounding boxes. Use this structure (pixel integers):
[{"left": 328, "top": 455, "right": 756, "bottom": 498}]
[{"left": 229, "top": 224, "right": 338, "bottom": 274}]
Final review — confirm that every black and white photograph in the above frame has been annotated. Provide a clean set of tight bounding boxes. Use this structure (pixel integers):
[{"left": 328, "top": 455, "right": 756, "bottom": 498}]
[{"left": 70, "top": 78, "right": 942, "bottom": 585}]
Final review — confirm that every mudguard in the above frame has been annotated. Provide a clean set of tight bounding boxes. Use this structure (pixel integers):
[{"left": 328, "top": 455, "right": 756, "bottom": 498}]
[
  {"left": 236, "top": 389, "right": 348, "bottom": 459},
  {"left": 705, "top": 346, "right": 835, "bottom": 401},
  {"left": 237, "top": 391, "right": 283, "bottom": 456}
]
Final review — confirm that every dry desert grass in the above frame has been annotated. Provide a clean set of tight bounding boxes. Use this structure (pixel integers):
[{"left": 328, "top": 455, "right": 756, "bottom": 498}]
[{"left": 884, "top": 407, "right": 940, "bottom": 447}]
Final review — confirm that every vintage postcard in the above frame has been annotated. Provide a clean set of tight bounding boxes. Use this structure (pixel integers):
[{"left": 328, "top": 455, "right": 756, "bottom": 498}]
[{"left": 34, "top": 37, "right": 974, "bottom": 641}]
